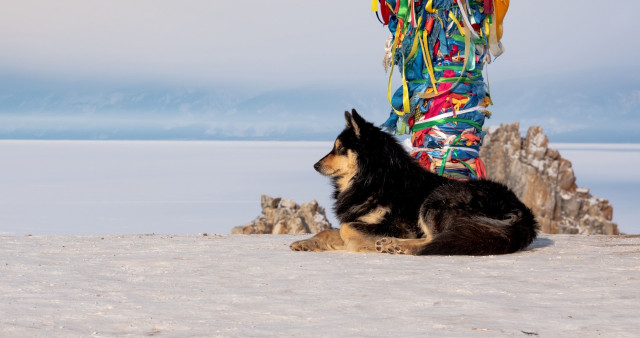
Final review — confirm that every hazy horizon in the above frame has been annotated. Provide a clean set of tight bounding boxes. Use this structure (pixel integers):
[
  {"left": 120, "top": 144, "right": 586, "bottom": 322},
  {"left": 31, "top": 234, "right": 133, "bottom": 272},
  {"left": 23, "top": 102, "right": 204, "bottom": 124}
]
[
  {"left": 1, "top": 140, "right": 637, "bottom": 235},
  {"left": 1, "top": 1, "right": 639, "bottom": 143}
]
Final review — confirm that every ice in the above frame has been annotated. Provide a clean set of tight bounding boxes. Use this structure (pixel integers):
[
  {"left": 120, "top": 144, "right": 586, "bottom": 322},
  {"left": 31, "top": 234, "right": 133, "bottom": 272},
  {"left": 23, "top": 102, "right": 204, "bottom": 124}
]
[
  {"left": 0, "top": 140, "right": 638, "bottom": 235},
  {"left": 0, "top": 140, "right": 335, "bottom": 236}
]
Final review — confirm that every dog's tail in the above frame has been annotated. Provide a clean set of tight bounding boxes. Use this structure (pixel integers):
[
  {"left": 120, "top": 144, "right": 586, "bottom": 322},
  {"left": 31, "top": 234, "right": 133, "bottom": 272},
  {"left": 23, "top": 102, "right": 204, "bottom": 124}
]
[{"left": 418, "top": 210, "right": 538, "bottom": 256}]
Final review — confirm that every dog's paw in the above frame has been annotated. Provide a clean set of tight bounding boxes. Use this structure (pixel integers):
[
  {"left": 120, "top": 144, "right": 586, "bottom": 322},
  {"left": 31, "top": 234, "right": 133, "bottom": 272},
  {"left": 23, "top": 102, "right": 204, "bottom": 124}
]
[
  {"left": 290, "top": 239, "right": 317, "bottom": 252},
  {"left": 375, "top": 237, "right": 407, "bottom": 255}
]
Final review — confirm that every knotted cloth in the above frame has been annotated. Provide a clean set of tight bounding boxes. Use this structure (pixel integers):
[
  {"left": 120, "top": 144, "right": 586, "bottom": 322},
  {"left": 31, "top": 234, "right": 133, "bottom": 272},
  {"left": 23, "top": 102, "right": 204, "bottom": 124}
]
[{"left": 373, "top": 0, "right": 508, "bottom": 180}]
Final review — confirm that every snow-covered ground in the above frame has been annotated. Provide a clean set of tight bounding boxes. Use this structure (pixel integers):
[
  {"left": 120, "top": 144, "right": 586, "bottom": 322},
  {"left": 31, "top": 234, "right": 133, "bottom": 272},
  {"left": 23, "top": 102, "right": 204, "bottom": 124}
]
[
  {"left": 0, "top": 140, "right": 638, "bottom": 235},
  {"left": 1, "top": 234, "right": 639, "bottom": 336}
]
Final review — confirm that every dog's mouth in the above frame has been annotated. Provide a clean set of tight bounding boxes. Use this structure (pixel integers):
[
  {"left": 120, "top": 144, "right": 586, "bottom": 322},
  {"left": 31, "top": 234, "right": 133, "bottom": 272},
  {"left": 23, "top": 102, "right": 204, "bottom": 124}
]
[
  {"left": 314, "top": 161, "right": 340, "bottom": 177},
  {"left": 317, "top": 167, "right": 338, "bottom": 177}
]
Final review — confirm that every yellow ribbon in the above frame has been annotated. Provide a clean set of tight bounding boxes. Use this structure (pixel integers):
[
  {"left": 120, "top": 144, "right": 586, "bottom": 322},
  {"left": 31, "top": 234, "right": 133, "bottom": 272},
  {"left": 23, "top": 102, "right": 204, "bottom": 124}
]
[
  {"left": 418, "top": 25, "right": 471, "bottom": 100},
  {"left": 386, "top": 13, "right": 416, "bottom": 117},
  {"left": 401, "top": 52, "right": 410, "bottom": 116},
  {"left": 386, "top": 29, "right": 406, "bottom": 116},
  {"left": 448, "top": 11, "right": 464, "bottom": 36},
  {"left": 419, "top": 29, "right": 438, "bottom": 94},
  {"left": 425, "top": 0, "right": 435, "bottom": 13},
  {"left": 406, "top": 16, "right": 423, "bottom": 62}
]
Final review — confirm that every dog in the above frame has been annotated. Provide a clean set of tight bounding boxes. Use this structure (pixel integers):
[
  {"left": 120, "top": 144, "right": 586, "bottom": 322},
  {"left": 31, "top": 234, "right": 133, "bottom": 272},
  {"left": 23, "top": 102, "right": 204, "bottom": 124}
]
[{"left": 290, "top": 109, "right": 538, "bottom": 255}]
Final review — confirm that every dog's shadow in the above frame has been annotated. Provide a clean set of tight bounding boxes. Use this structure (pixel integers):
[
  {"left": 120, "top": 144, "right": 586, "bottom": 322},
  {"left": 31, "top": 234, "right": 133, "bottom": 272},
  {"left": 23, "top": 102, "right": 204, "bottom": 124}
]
[{"left": 527, "top": 237, "right": 554, "bottom": 251}]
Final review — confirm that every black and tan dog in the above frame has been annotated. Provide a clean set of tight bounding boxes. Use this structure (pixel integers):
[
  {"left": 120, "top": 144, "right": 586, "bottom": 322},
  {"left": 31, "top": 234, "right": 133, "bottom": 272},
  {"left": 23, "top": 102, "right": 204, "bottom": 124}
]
[{"left": 290, "top": 109, "right": 538, "bottom": 255}]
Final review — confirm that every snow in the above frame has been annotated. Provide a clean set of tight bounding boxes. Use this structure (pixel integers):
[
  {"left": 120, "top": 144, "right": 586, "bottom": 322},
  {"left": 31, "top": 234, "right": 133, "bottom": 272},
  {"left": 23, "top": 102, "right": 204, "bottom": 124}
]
[
  {"left": 1, "top": 234, "right": 639, "bottom": 336},
  {"left": 1, "top": 140, "right": 639, "bottom": 335},
  {"left": 575, "top": 187, "right": 590, "bottom": 194}
]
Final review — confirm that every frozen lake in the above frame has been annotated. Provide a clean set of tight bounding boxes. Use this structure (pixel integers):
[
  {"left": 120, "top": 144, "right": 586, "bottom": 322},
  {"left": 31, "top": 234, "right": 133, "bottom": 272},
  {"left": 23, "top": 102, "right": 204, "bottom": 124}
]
[
  {"left": 551, "top": 143, "right": 640, "bottom": 235},
  {"left": 0, "top": 141, "right": 638, "bottom": 235},
  {"left": 0, "top": 141, "right": 334, "bottom": 236}
]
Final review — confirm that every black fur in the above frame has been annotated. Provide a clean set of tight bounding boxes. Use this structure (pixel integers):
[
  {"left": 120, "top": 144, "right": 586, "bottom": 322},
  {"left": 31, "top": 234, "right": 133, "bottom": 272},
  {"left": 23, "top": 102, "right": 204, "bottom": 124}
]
[{"left": 320, "top": 109, "right": 538, "bottom": 255}]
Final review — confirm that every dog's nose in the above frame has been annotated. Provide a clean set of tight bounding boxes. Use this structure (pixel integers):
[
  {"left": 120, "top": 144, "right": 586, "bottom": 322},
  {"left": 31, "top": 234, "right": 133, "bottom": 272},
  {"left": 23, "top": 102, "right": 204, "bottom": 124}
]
[{"left": 313, "top": 161, "right": 321, "bottom": 172}]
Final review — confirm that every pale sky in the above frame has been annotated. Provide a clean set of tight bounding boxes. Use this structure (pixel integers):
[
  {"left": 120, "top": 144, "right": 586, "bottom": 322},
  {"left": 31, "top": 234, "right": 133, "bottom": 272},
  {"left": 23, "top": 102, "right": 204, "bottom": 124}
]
[
  {"left": 2, "top": 0, "right": 638, "bottom": 88},
  {"left": 1, "top": 1, "right": 388, "bottom": 88},
  {"left": 1, "top": 1, "right": 639, "bottom": 142}
]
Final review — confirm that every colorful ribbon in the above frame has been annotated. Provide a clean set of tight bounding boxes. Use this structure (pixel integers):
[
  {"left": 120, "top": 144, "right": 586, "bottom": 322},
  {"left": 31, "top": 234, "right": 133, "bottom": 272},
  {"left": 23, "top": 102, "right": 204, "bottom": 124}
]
[{"left": 374, "top": 0, "right": 507, "bottom": 180}]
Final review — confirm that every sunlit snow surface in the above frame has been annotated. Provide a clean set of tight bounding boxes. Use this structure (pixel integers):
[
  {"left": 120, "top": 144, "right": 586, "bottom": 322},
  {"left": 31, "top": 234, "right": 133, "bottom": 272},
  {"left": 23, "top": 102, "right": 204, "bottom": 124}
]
[
  {"left": 0, "top": 141, "right": 638, "bottom": 235},
  {"left": 1, "top": 234, "right": 639, "bottom": 336}
]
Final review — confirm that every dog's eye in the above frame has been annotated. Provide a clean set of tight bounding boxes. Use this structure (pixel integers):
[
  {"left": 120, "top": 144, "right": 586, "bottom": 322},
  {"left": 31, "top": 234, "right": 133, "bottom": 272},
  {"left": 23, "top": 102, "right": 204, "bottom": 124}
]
[{"left": 335, "top": 144, "right": 346, "bottom": 154}]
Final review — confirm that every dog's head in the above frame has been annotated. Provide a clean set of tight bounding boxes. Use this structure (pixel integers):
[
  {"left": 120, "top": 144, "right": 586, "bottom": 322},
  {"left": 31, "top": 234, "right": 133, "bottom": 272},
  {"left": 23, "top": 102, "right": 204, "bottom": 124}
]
[{"left": 313, "top": 109, "right": 372, "bottom": 192}]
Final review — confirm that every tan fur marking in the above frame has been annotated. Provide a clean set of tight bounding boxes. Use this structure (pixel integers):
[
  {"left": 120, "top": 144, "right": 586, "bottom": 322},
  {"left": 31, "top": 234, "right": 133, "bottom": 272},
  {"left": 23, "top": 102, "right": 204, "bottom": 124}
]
[
  {"left": 418, "top": 204, "right": 436, "bottom": 241},
  {"left": 290, "top": 229, "right": 344, "bottom": 252},
  {"left": 350, "top": 117, "right": 360, "bottom": 137},
  {"left": 358, "top": 205, "right": 390, "bottom": 224},
  {"left": 375, "top": 237, "right": 432, "bottom": 255},
  {"left": 339, "top": 223, "right": 379, "bottom": 253},
  {"left": 418, "top": 217, "right": 434, "bottom": 242},
  {"left": 319, "top": 149, "right": 357, "bottom": 192}
]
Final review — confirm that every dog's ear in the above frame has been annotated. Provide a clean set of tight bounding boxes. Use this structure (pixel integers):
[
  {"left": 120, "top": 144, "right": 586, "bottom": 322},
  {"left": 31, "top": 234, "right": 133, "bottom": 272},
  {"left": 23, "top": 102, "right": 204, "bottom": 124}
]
[
  {"left": 344, "top": 110, "right": 361, "bottom": 138},
  {"left": 351, "top": 109, "right": 366, "bottom": 128}
]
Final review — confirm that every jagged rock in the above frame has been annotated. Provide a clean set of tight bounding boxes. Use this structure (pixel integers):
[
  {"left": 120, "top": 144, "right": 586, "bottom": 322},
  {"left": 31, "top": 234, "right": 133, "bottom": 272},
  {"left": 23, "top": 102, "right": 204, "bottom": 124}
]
[
  {"left": 261, "top": 195, "right": 281, "bottom": 210},
  {"left": 481, "top": 123, "right": 619, "bottom": 235},
  {"left": 280, "top": 198, "right": 299, "bottom": 210},
  {"left": 298, "top": 200, "right": 332, "bottom": 234},
  {"left": 231, "top": 195, "right": 333, "bottom": 234}
]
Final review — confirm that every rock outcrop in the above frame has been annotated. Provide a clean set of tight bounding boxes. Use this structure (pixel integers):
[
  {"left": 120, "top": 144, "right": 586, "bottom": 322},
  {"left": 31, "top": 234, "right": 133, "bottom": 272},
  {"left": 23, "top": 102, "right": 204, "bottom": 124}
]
[
  {"left": 481, "top": 123, "right": 619, "bottom": 235},
  {"left": 231, "top": 195, "right": 333, "bottom": 234}
]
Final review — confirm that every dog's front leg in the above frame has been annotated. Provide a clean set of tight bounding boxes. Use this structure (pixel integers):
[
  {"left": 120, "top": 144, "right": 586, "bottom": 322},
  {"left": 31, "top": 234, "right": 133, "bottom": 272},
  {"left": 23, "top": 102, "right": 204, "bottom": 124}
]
[
  {"left": 290, "top": 229, "right": 344, "bottom": 252},
  {"left": 339, "top": 222, "right": 381, "bottom": 253}
]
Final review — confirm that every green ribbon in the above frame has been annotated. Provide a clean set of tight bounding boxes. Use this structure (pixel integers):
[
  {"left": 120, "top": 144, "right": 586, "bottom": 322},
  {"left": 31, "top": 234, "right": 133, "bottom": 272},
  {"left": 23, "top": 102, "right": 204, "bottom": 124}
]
[
  {"left": 436, "top": 76, "right": 480, "bottom": 84},
  {"left": 450, "top": 34, "right": 485, "bottom": 45},
  {"left": 397, "top": 0, "right": 410, "bottom": 23},
  {"left": 439, "top": 148, "right": 451, "bottom": 176},
  {"left": 458, "top": 159, "right": 477, "bottom": 178},
  {"left": 412, "top": 117, "right": 483, "bottom": 132},
  {"left": 433, "top": 65, "right": 481, "bottom": 72}
]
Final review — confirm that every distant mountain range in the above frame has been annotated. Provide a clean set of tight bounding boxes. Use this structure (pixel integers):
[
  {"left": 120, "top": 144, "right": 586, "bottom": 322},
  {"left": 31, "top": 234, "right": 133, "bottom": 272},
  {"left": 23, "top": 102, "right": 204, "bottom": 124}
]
[
  {"left": 0, "top": 73, "right": 390, "bottom": 140},
  {"left": 1, "top": 69, "right": 638, "bottom": 142},
  {"left": 488, "top": 68, "right": 640, "bottom": 143}
]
